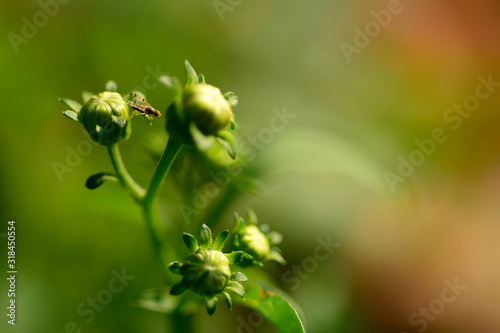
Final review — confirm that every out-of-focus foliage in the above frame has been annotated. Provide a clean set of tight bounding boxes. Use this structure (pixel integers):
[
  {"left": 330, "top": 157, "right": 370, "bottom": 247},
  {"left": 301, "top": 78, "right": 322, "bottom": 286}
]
[{"left": 2, "top": 0, "right": 500, "bottom": 332}]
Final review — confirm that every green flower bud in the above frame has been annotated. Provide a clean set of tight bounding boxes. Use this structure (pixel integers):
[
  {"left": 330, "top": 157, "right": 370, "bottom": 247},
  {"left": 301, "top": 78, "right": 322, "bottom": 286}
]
[
  {"left": 160, "top": 61, "right": 238, "bottom": 159},
  {"left": 183, "top": 84, "right": 232, "bottom": 135},
  {"left": 79, "top": 92, "right": 131, "bottom": 146},
  {"left": 238, "top": 225, "right": 270, "bottom": 261},
  {"left": 233, "top": 210, "right": 287, "bottom": 266},
  {"left": 181, "top": 249, "right": 231, "bottom": 296},
  {"left": 168, "top": 224, "right": 250, "bottom": 315},
  {"left": 166, "top": 84, "right": 233, "bottom": 146}
]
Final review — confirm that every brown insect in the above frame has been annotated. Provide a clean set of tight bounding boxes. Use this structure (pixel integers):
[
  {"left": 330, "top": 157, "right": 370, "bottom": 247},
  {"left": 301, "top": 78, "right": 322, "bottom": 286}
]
[{"left": 126, "top": 93, "right": 161, "bottom": 120}]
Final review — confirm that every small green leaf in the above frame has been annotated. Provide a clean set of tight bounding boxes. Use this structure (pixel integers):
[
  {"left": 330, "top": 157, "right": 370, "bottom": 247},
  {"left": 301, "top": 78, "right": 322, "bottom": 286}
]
[
  {"left": 222, "top": 292, "right": 232, "bottom": 310},
  {"left": 223, "top": 91, "right": 238, "bottom": 107},
  {"left": 168, "top": 261, "right": 183, "bottom": 275},
  {"left": 60, "top": 98, "right": 82, "bottom": 113},
  {"left": 233, "top": 234, "right": 240, "bottom": 248},
  {"left": 231, "top": 272, "right": 248, "bottom": 282},
  {"left": 206, "top": 296, "right": 218, "bottom": 316},
  {"left": 198, "top": 224, "right": 212, "bottom": 249},
  {"left": 159, "top": 75, "right": 182, "bottom": 92},
  {"left": 213, "top": 230, "right": 229, "bottom": 251},
  {"left": 85, "top": 172, "right": 119, "bottom": 190},
  {"left": 183, "top": 233, "right": 199, "bottom": 253},
  {"left": 63, "top": 110, "right": 80, "bottom": 122},
  {"left": 246, "top": 209, "right": 258, "bottom": 225},
  {"left": 233, "top": 212, "right": 245, "bottom": 231},
  {"left": 184, "top": 60, "right": 199, "bottom": 86},
  {"left": 198, "top": 74, "right": 206, "bottom": 84},
  {"left": 170, "top": 280, "right": 189, "bottom": 295},
  {"left": 129, "top": 287, "right": 179, "bottom": 314},
  {"left": 190, "top": 123, "right": 215, "bottom": 150},
  {"left": 159, "top": 75, "right": 184, "bottom": 121},
  {"left": 82, "top": 91, "right": 95, "bottom": 103},
  {"left": 225, "top": 251, "right": 246, "bottom": 264},
  {"left": 217, "top": 131, "right": 237, "bottom": 159},
  {"left": 225, "top": 281, "right": 245, "bottom": 298},
  {"left": 233, "top": 282, "right": 306, "bottom": 333},
  {"left": 267, "top": 251, "right": 287, "bottom": 265},
  {"left": 105, "top": 80, "right": 118, "bottom": 92}
]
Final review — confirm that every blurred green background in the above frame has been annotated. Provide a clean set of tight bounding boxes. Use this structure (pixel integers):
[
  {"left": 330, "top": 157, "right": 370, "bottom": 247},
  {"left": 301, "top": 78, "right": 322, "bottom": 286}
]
[{"left": 2, "top": 0, "right": 500, "bottom": 332}]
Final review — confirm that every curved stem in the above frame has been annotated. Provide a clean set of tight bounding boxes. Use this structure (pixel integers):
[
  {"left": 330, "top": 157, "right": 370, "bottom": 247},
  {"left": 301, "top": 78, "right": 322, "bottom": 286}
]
[
  {"left": 144, "top": 138, "right": 183, "bottom": 207},
  {"left": 107, "top": 144, "right": 145, "bottom": 203},
  {"left": 142, "top": 138, "right": 183, "bottom": 278}
]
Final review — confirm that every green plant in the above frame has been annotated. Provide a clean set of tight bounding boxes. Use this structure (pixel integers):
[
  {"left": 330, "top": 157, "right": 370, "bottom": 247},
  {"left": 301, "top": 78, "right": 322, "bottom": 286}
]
[{"left": 60, "top": 60, "right": 305, "bottom": 332}]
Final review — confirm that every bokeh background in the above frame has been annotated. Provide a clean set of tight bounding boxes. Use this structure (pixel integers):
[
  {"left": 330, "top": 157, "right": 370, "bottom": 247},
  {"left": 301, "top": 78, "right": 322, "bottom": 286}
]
[{"left": 2, "top": 0, "right": 500, "bottom": 332}]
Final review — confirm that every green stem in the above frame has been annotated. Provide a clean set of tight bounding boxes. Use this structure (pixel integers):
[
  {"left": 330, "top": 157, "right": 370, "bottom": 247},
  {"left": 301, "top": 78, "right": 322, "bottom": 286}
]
[
  {"left": 171, "top": 312, "right": 195, "bottom": 333},
  {"left": 107, "top": 144, "right": 145, "bottom": 203},
  {"left": 144, "top": 138, "right": 183, "bottom": 208},
  {"left": 142, "top": 138, "right": 183, "bottom": 278}
]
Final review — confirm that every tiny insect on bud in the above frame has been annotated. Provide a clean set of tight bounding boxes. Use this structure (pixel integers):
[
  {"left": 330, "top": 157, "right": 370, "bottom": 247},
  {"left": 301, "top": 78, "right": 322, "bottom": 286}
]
[{"left": 126, "top": 93, "right": 162, "bottom": 120}]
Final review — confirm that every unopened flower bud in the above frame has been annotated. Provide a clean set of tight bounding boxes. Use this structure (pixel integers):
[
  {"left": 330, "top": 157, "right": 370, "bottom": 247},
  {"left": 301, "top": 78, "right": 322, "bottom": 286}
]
[
  {"left": 168, "top": 224, "right": 250, "bottom": 315},
  {"left": 182, "top": 249, "right": 231, "bottom": 296},
  {"left": 238, "top": 225, "right": 270, "bottom": 261},
  {"left": 166, "top": 84, "right": 233, "bottom": 146},
  {"left": 80, "top": 92, "right": 131, "bottom": 145},
  {"left": 183, "top": 84, "right": 232, "bottom": 135},
  {"left": 233, "top": 211, "right": 286, "bottom": 266}
]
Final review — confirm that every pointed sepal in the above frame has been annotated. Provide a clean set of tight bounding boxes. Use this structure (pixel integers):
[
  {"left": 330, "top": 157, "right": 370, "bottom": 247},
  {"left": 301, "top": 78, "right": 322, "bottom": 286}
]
[
  {"left": 183, "top": 233, "right": 199, "bottom": 253},
  {"left": 184, "top": 60, "right": 199, "bottom": 87},
  {"left": 225, "top": 281, "right": 245, "bottom": 299},
  {"left": 213, "top": 230, "right": 229, "bottom": 251},
  {"left": 168, "top": 261, "right": 183, "bottom": 275},
  {"left": 198, "top": 224, "right": 213, "bottom": 249},
  {"left": 60, "top": 98, "right": 82, "bottom": 113},
  {"left": 63, "top": 110, "right": 80, "bottom": 122},
  {"left": 222, "top": 292, "right": 232, "bottom": 310},
  {"left": 206, "top": 296, "right": 218, "bottom": 316}
]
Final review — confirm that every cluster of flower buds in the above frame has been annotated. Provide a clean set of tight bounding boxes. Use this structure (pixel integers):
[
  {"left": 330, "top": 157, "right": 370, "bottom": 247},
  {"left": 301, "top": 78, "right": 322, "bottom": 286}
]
[{"left": 168, "top": 211, "right": 286, "bottom": 315}]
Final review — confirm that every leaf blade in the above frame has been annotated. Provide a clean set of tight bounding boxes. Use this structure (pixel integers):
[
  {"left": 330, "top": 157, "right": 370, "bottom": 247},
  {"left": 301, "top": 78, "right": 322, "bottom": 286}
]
[
  {"left": 233, "top": 282, "right": 306, "bottom": 333},
  {"left": 59, "top": 98, "right": 82, "bottom": 113},
  {"left": 184, "top": 60, "right": 199, "bottom": 86}
]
